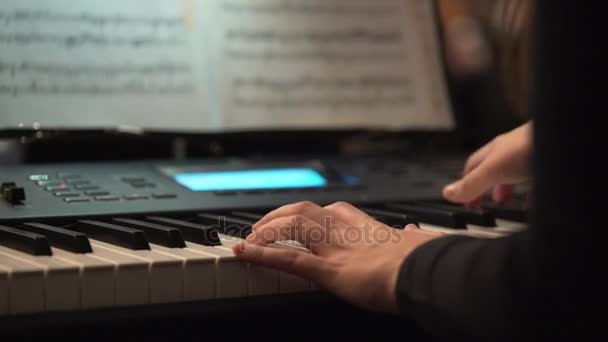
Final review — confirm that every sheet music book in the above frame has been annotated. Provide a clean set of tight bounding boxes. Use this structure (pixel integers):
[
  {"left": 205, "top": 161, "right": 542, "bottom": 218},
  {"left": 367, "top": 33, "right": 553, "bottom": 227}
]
[{"left": 0, "top": 0, "right": 454, "bottom": 132}]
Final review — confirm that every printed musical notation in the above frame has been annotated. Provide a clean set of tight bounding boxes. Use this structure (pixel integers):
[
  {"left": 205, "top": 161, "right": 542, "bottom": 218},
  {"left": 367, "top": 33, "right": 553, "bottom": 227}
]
[
  {"left": 220, "top": 1, "right": 399, "bottom": 17},
  {"left": 0, "top": 9, "right": 184, "bottom": 28},
  {"left": 0, "top": 61, "right": 192, "bottom": 78},
  {"left": 225, "top": 28, "right": 403, "bottom": 45},
  {"left": 0, "top": 33, "right": 185, "bottom": 49},
  {"left": 232, "top": 76, "right": 412, "bottom": 93},
  {"left": 224, "top": 49, "right": 407, "bottom": 63},
  {"left": 0, "top": 82, "right": 195, "bottom": 97},
  {"left": 231, "top": 76, "right": 414, "bottom": 110}
]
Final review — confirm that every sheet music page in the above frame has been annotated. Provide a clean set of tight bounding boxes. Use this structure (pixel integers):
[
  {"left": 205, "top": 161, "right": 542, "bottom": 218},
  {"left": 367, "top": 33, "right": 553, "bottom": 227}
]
[
  {"left": 0, "top": 0, "right": 212, "bottom": 130},
  {"left": 202, "top": 0, "right": 454, "bottom": 131}
]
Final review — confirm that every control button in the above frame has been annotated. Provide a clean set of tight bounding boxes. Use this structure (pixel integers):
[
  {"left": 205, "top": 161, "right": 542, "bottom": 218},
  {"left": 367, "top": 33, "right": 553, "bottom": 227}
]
[
  {"left": 214, "top": 191, "right": 238, "bottom": 196},
  {"left": 121, "top": 177, "right": 146, "bottom": 183},
  {"left": 37, "top": 180, "right": 63, "bottom": 187},
  {"left": 54, "top": 191, "right": 81, "bottom": 198},
  {"left": 58, "top": 173, "right": 81, "bottom": 179},
  {"left": 65, "top": 179, "right": 91, "bottom": 185},
  {"left": 94, "top": 195, "right": 120, "bottom": 201},
  {"left": 124, "top": 194, "right": 149, "bottom": 200},
  {"left": 64, "top": 197, "right": 91, "bottom": 203},
  {"left": 131, "top": 183, "right": 156, "bottom": 188},
  {"left": 242, "top": 190, "right": 265, "bottom": 195},
  {"left": 46, "top": 184, "right": 68, "bottom": 192},
  {"left": 151, "top": 193, "right": 177, "bottom": 199},
  {"left": 85, "top": 191, "right": 110, "bottom": 196},
  {"left": 1, "top": 182, "right": 26, "bottom": 204},
  {"left": 76, "top": 185, "right": 100, "bottom": 191},
  {"left": 29, "top": 174, "right": 49, "bottom": 181}
]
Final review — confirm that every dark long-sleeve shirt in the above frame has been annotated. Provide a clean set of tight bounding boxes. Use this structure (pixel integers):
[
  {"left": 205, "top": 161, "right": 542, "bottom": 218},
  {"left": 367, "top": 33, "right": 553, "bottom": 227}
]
[{"left": 395, "top": 1, "right": 604, "bottom": 339}]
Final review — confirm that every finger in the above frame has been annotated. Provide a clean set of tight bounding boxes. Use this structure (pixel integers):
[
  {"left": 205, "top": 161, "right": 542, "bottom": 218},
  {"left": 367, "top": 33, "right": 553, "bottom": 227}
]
[
  {"left": 324, "top": 201, "right": 380, "bottom": 226},
  {"left": 443, "top": 161, "right": 498, "bottom": 203},
  {"left": 233, "top": 242, "right": 332, "bottom": 284},
  {"left": 247, "top": 215, "right": 324, "bottom": 247},
  {"left": 464, "top": 140, "right": 495, "bottom": 175},
  {"left": 253, "top": 201, "right": 325, "bottom": 230},
  {"left": 492, "top": 184, "right": 514, "bottom": 204}
]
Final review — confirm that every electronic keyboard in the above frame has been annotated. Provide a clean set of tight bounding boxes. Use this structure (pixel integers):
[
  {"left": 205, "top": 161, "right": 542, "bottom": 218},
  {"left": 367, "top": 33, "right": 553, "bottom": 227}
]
[{"left": 0, "top": 157, "right": 528, "bottom": 331}]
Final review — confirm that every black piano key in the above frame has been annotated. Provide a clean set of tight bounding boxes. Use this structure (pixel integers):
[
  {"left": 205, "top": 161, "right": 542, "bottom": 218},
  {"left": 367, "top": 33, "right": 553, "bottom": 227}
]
[
  {"left": 482, "top": 203, "right": 529, "bottom": 223},
  {"left": 0, "top": 225, "right": 52, "bottom": 256},
  {"left": 360, "top": 208, "right": 418, "bottom": 228},
  {"left": 383, "top": 203, "right": 468, "bottom": 229},
  {"left": 414, "top": 201, "right": 497, "bottom": 227},
  {"left": 21, "top": 222, "right": 92, "bottom": 253},
  {"left": 230, "top": 211, "right": 265, "bottom": 222},
  {"left": 112, "top": 218, "right": 186, "bottom": 248},
  {"left": 72, "top": 220, "right": 150, "bottom": 250},
  {"left": 146, "top": 217, "right": 221, "bottom": 246},
  {"left": 194, "top": 214, "right": 253, "bottom": 239}
]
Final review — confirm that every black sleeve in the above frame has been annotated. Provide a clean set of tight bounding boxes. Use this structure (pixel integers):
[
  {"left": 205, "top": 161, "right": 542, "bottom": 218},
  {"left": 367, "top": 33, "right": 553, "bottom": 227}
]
[{"left": 394, "top": 1, "right": 603, "bottom": 339}]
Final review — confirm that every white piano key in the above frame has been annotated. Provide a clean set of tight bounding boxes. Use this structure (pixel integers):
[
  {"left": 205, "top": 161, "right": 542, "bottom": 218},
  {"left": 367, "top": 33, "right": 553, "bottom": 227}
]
[
  {"left": 51, "top": 247, "right": 115, "bottom": 309},
  {"left": 0, "top": 266, "right": 8, "bottom": 315},
  {"left": 148, "top": 243, "right": 217, "bottom": 301},
  {"left": 90, "top": 240, "right": 183, "bottom": 304},
  {"left": 273, "top": 241, "right": 313, "bottom": 293},
  {"left": 183, "top": 241, "right": 249, "bottom": 298},
  {"left": 495, "top": 219, "right": 528, "bottom": 233},
  {"left": 464, "top": 225, "right": 509, "bottom": 238},
  {"left": 85, "top": 243, "right": 149, "bottom": 306},
  {"left": 418, "top": 223, "right": 501, "bottom": 239},
  {"left": 217, "top": 234, "right": 281, "bottom": 296},
  {"left": 0, "top": 250, "right": 45, "bottom": 314},
  {"left": 0, "top": 246, "right": 80, "bottom": 312}
]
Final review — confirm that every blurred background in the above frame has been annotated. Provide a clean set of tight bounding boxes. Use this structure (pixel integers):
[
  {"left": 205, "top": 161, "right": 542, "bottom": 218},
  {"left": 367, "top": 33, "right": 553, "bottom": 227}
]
[{"left": 0, "top": 0, "right": 531, "bottom": 165}]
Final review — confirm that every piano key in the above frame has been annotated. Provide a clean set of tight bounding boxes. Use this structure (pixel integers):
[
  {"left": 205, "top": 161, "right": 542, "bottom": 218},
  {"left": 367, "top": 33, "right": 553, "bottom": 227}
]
[
  {"left": 0, "top": 252, "right": 44, "bottom": 314},
  {"left": 21, "top": 222, "right": 92, "bottom": 253},
  {"left": 111, "top": 218, "right": 186, "bottom": 248},
  {"left": 50, "top": 247, "right": 115, "bottom": 309},
  {"left": 0, "top": 245, "right": 80, "bottom": 312},
  {"left": 89, "top": 239, "right": 183, "bottom": 304},
  {"left": 360, "top": 208, "right": 418, "bottom": 228},
  {"left": 71, "top": 220, "right": 150, "bottom": 250},
  {"left": 414, "top": 201, "right": 497, "bottom": 227},
  {"left": 146, "top": 217, "right": 221, "bottom": 246},
  {"left": 219, "top": 234, "right": 308, "bottom": 294},
  {"left": 182, "top": 240, "right": 249, "bottom": 298},
  {"left": 0, "top": 266, "right": 7, "bottom": 315},
  {"left": 147, "top": 243, "right": 217, "bottom": 301},
  {"left": 418, "top": 223, "right": 504, "bottom": 239},
  {"left": 194, "top": 213, "right": 253, "bottom": 239},
  {"left": 230, "top": 211, "right": 264, "bottom": 222},
  {"left": 83, "top": 243, "right": 148, "bottom": 306},
  {"left": 482, "top": 202, "right": 528, "bottom": 223},
  {"left": 383, "top": 203, "right": 468, "bottom": 229},
  {"left": 0, "top": 225, "right": 52, "bottom": 256}
]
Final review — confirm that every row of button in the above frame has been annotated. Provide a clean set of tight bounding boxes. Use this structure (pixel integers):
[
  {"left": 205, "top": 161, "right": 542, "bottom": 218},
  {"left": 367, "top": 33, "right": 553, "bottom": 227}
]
[{"left": 64, "top": 193, "right": 177, "bottom": 203}]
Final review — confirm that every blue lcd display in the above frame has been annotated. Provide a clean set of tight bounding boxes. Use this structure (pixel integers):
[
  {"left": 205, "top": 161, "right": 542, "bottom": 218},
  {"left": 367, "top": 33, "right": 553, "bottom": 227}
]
[{"left": 174, "top": 168, "right": 328, "bottom": 192}]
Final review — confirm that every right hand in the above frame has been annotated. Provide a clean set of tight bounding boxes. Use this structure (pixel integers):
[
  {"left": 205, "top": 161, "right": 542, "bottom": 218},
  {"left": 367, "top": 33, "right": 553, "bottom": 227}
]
[{"left": 443, "top": 121, "right": 532, "bottom": 206}]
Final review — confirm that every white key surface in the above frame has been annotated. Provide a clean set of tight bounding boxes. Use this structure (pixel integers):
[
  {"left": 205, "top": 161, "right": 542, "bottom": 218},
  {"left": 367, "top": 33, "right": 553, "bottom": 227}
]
[
  {"left": 51, "top": 247, "right": 115, "bottom": 309},
  {"left": 149, "top": 244, "right": 217, "bottom": 301},
  {"left": 0, "top": 251, "right": 45, "bottom": 314},
  {"left": 0, "top": 246, "right": 80, "bottom": 312},
  {"left": 90, "top": 240, "right": 183, "bottom": 304},
  {"left": 86, "top": 242, "right": 149, "bottom": 306},
  {"left": 184, "top": 242, "right": 248, "bottom": 298}
]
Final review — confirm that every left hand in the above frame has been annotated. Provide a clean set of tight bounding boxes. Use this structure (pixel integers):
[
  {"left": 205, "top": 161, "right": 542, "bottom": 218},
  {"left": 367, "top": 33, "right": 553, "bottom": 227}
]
[{"left": 232, "top": 201, "right": 444, "bottom": 313}]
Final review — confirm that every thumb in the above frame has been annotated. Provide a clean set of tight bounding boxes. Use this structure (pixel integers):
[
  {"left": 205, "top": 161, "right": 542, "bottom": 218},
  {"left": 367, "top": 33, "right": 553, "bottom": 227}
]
[{"left": 443, "top": 163, "right": 498, "bottom": 203}]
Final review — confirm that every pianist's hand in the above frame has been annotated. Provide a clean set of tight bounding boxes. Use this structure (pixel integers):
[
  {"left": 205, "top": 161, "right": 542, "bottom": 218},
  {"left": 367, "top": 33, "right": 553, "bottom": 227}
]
[
  {"left": 232, "top": 201, "right": 443, "bottom": 313},
  {"left": 443, "top": 121, "right": 532, "bottom": 206}
]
